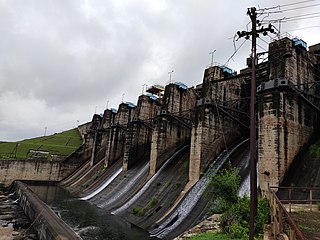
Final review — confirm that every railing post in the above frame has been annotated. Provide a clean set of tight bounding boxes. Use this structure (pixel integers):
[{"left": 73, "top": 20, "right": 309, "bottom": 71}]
[
  {"left": 290, "top": 227, "right": 297, "bottom": 240},
  {"left": 273, "top": 194, "right": 277, "bottom": 236},
  {"left": 279, "top": 207, "right": 283, "bottom": 233},
  {"left": 289, "top": 188, "right": 292, "bottom": 213},
  {"left": 274, "top": 196, "right": 280, "bottom": 236},
  {"left": 310, "top": 189, "right": 313, "bottom": 212}
]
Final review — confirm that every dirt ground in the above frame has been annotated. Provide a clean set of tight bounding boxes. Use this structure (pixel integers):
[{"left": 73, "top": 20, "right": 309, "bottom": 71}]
[{"left": 290, "top": 211, "right": 320, "bottom": 240}]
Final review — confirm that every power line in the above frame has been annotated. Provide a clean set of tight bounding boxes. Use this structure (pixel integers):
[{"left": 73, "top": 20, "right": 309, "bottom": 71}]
[
  {"left": 257, "top": 0, "right": 319, "bottom": 12},
  {"left": 279, "top": 0, "right": 319, "bottom": 8},
  {"left": 282, "top": 12, "right": 320, "bottom": 20},
  {"left": 286, "top": 25, "right": 320, "bottom": 31},
  {"left": 280, "top": 15, "right": 320, "bottom": 22},
  {"left": 279, "top": 3, "right": 320, "bottom": 12},
  {"left": 261, "top": 12, "right": 320, "bottom": 23}
]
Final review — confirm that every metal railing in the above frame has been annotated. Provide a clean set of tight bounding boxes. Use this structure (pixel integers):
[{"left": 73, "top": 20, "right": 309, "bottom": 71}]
[
  {"left": 272, "top": 186, "right": 320, "bottom": 213},
  {"left": 268, "top": 187, "right": 305, "bottom": 240}
]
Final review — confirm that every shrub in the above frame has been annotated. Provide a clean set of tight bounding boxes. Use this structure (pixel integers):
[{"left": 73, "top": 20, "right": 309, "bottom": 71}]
[
  {"left": 209, "top": 166, "right": 270, "bottom": 239},
  {"left": 209, "top": 165, "right": 241, "bottom": 211},
  {"left": 309, "top": 143, "right": 320, "bottom": 158},
  {"left": 229, "top": 224, "right": 249, "bottom": 239},
  {"left": 132, "top": 207, "right": 145, "bottom": 217},
  {"left": 255, "top": 197, "right": 270, "bottom": 235}
]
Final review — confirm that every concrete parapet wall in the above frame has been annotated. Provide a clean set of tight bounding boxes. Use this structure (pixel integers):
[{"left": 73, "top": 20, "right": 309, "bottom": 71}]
[
  {"left": 77, "top": 122, "right": 91, "bottom": 140},
  {"left": 0, "top": 160, "right": 80, "bottom": 186},
  {"left": 13, "top": 181, "right": 81, "bottom": 240}
]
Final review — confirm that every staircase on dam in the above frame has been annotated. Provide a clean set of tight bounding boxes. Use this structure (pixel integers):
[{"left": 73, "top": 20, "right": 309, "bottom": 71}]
[{"left": 56, "top": 37, "right": 320, "bottom": 239}]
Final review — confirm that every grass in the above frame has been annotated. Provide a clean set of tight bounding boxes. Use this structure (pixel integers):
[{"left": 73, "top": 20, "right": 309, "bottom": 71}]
[
  {"left": 0, "top": 128, "right": 82, "bottom": 160},
  {"left": 186, "top": 232, "right": 247, "bottom": 240}
]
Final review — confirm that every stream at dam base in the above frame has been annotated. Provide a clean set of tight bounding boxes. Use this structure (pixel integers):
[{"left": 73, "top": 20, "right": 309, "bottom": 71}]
[{"left": 28, "top": 184, "right": 153, "bottom": 240}]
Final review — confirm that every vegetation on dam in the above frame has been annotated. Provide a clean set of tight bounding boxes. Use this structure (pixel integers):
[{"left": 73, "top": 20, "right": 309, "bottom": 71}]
[{"left": 0, "top": 128, "right": 82, "bottom": 160}]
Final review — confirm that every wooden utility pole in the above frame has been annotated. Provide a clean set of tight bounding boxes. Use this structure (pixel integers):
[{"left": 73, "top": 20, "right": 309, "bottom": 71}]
[
  {"left": 237, "top": 7, "right": 275, "bottom": 240},
  {"left": 248, "top": 8, "right": 257, "bottom": 240}
]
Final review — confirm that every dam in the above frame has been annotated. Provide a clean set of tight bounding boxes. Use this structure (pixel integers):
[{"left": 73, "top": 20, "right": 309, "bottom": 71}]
[{"left": 1, "top": 36, "right": 320, "bottom": 239}]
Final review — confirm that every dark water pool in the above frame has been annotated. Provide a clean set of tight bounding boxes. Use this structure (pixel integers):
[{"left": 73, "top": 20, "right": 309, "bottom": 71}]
[{"left": 28, "top": 184, "right": 153, "bottom": 240}]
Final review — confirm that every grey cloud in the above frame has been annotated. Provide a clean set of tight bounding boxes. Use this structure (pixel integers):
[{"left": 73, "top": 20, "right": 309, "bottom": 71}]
[{"left": 0, "top": 0, "right": 319, "bottom": 141}]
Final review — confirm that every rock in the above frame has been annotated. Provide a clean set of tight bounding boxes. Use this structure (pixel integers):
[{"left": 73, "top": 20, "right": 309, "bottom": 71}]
[
  {"left": 174, "top": 214, "right": 221, "bottom": 239},
  {"left": 12, "top": 231, "right": 20, "bottom": 236}
]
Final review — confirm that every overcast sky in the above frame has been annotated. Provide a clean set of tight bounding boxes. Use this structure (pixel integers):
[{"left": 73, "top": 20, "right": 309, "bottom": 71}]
[{"left": 1, "top": 0, "right": 319, "bottom": 141}]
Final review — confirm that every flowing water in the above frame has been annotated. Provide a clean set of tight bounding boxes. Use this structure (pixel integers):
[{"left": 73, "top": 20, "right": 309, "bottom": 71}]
[
  {"left": 150, "top": 139, "right": 250, "bottom": 238},
  {"left": 81, "top": 167, "right": 123, "bottom": 200},
  {"left": 28, "top": 184, "right": 153, "bottom": 240},
  {"left": 111, "top": 145, "right": 189, "bottom": 215}
]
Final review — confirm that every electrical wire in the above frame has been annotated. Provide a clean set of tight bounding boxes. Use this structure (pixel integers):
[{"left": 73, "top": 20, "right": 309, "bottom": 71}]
[
  {"left": 223, "top": 39, "right": 248, "bottom": 67},
  {"left": 257, "top": 0, "right": 319, "bottom": 12},
  {"left": 279, "top": 3, "right": 320, "bottom": 12},
  {"left": 261, "top": 12, "right": 320, "bottom": 23},
  {"left": 285, "top": 25, "right": 320, "bottom": 31},
  {"left": 280, "top": 15, "right": 320, "bottom": 22}
]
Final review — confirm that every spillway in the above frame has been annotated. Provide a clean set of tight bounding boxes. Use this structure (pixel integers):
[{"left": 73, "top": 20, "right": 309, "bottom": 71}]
[
  {"left": 81, "top": 167, "right": 122, "bottom": 200},
  {"left": 150, "top": 139, "right": 250, "bottom": 239}
]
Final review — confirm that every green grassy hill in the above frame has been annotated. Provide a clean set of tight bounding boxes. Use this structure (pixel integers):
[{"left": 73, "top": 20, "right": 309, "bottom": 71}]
[{"left": 0, "top": 128, "right": 83, "bottom": 160}]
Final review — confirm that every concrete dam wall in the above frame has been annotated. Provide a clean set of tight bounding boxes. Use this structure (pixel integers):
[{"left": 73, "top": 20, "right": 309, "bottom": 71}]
[
  {"left": 59, "top": 38, "right": 320, "bottom": 239},
  {"left": 59, "top": 37, "right": 320, "bottom": 238},
  {"left": 2, "top": 36, "right": 319, "bottom": 239},
  {"left": 0, "top": 144, "right": 85, "bottom": 187}
]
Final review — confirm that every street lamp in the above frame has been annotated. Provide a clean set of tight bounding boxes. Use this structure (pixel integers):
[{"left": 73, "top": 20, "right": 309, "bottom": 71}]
[
  {"left": 209, "top": 50, "right": 216, "bottom": 66},
  {"left": 168, "top": 70, "right": 174, "bottom": 83}
]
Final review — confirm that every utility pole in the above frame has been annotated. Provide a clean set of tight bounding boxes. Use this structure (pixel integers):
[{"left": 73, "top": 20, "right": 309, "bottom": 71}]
[
  {"left": 237, "top": 7, "right": 274, "bottom": 240},
  {"left": 249, "top": 8, "right": 257, "bottom": 240}
]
